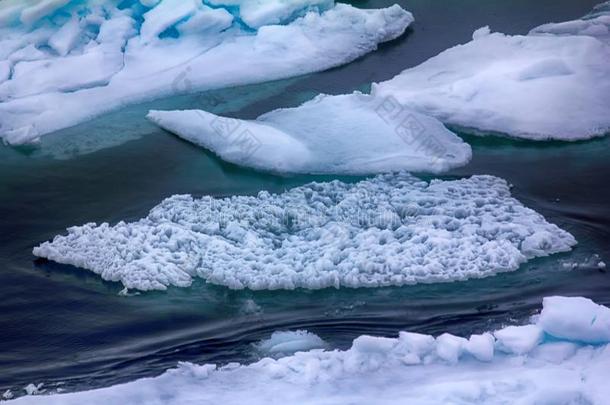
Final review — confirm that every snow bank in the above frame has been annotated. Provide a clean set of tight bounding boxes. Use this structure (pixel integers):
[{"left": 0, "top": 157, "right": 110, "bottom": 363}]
[
  {"left": 147, "top": 93, "right": 472, "bottom": 175},
  {"left": 370, "top": 3, "right": 610, "bottom": 141},
  {"left": 0, "top": 0, "right": 413, "bottom": 145},
  {"left": 33, "top": 173, "right": 575, "bottom": 291},
  {"left": 8, "top": 296, "right": 610, "bottom": 404}
]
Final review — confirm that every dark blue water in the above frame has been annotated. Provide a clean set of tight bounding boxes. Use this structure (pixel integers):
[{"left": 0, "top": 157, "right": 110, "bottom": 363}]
[{"left": 1, "top": 0, "right": 608, "bottom": 397}]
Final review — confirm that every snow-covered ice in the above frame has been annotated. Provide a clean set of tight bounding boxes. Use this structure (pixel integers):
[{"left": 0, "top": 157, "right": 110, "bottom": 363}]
[
  {"left": 7, "top": 296, "right": 610, "bottom": 404},
  {"left": 0, "top": 0, "right": 413, "bottom": 145},
  {"left": 538, "top": 296, "right": 610, "bottom": 344},
  {"left": 147, "top": 93, "right": 472, "bottom": 175},
  {"left": 33, "top": 173, "right": 576, "bottom": 291},
  {"left": 148, "top": 1, "right": 610, "bottom": 173},
  {"left": 371, "top": 3, "right": 610, "bottom": 140}
]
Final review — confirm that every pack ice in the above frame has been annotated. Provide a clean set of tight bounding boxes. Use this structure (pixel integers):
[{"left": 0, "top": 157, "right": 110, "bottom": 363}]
[
  {"left": 372, "top": 2, "right": 610, "bottom": 140},
  {"left": 0, "top": 0, "right": 413, "bottom": 145},
  {"left": 147, "top": 93, "right": 472, "bottom": 175},
  {"left": 8, "top": 296, "right": 610, "bottom": 404},
  {"left": 33, "top": 173, "right": 575, "bottom": 291}
]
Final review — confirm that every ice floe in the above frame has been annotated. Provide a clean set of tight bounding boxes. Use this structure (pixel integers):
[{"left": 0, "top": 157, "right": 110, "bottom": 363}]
[
  {"left": 147, "top": 93, "right": 472, "bottom": 175},
  {"left": 148, "top": 1, "right": 610, "bottom": 172},
  {"left": 7, "top": 296, "right": 610, "bottom": 404},
  {"left": 531, "top": 1, "right": 610, "bottom": 43},
  {"left": 0, "top": 0, "right": 413, "bottom": 145},
  {"left": 256, "top": 330, "right": 327, "bottom": 357},
  {"left": 33, "top": 173, "right": 576, "bottom": 291},
  {"left": 371, "top": 2, "right": 610, "bottom": 140}
]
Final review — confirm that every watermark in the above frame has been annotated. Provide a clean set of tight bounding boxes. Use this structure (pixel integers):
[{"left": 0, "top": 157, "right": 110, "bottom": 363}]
[
  {"left": 171, "top": 67, "right": 262, "bottom": 159},
  {"left": 209, "top": 115, "right": 262, "bottom": 159},
  {"left": 373, "top": 94, "right": 448, "bottom": 160}
]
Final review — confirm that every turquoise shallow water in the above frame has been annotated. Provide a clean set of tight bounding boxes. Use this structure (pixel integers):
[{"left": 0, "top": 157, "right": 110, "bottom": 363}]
[{"left": 0, "top": 0, "right": 608, "bottom": 397}]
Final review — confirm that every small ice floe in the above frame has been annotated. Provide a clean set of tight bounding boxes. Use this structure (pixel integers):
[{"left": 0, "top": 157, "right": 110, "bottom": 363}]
[
  {"left": 256, "top": 330, "right": 327, "bottom": 357},
  {"left": 23, "top": 383, "right": 44, "bottom": 396}
]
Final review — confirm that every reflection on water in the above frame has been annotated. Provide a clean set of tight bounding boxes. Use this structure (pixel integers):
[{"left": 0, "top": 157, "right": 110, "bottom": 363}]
[{"left": 0, "top": 0, "right": 608, "bottom": 397}]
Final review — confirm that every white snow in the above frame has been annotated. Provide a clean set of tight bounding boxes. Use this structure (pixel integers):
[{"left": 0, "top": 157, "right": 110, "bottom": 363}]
[
  {"left": 369, "top": 3, "right": 610, "bottom": 140},
  {"left": 256, "top": 330, "right": 327, "bottom": 356},
  {"left": 7, "top": 296, "right": 610, "bottom": 405},
  {"left": 0, "top": 1, "right": 413, "bottom": 145},
  {"left": 148, "top": 93, "right": 472, "bottom": 175},
  {"left": 33, "top": 173, "right": 576, "bottom": 291}
]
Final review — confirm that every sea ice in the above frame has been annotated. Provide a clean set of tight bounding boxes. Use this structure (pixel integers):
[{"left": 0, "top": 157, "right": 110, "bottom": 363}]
[
  {"left": 538, "top": 296, "right": 610, "bottom": 344},
  {"left": 33, "top": 173, "right": 576, "bottom": 291},
  {"left": 147, "top": 93, "right": 472, "bottom": 175},
  {"left": 371, "top": 3, "right": 610, "bottom": 140},
  {"left": 256, "top": 330, "right": 327, "bottom": 356},
  {"left": 531, "top": 1, "right": 610, "bottom": 43},
  {"left": 149, "top": 1, "right": 610, "bottom": 172},
  {"left": 7, "top": 296, "right": 610, "bottom": 404},
  {"left": 0, "top": 0, "right": 413, "bottom": 145}
]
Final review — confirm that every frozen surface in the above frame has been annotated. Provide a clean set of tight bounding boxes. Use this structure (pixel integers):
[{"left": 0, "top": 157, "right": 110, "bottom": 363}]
[
  {"left": 0, "top": 0, "right": 413, "bottom": 145},
  {"left": 33, "top": 173, "right": 576, "bottom": 291},
  {"left": 371, "top": 3, "right": 610, "bottom": 141},
  {"left": 8, "top": 296, "right": 610, "bottom": 404},
  {"left": 148, "top": 93, "right": 472, "bottom": 175}
]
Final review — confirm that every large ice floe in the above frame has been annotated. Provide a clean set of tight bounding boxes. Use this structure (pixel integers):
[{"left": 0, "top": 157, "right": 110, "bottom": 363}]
[
  {"left": 33, "top": 173, "right": 575, "bottom": 291},
  {"left": 371, "top": 2, "right": 610, "bottom": 141},
  {"left": 147, "top": 93, "right": 473, "bottom": 175},
  {"left": 8, "top": 296, "right": 610, "bottom": 404},
  {"left": 0, "top": 0, "right": 413, "bottom": 145}
]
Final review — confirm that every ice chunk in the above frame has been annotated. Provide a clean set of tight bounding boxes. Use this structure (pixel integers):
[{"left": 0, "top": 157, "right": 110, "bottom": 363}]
[
  {"left": 175, "top": 6, "right": 234, "bottom": 36},
  {"left": 531, "top": 1, "right": 610, "bottom": 42},
  {"left": 0, "top": 1, "right": 413, "bottom": 145},
  {"left": 47, "top": 15, "right": 81, "bottom": 56},
  {"left": 23, "top": 383, "right": 44, "bottom": 396},
  {"left": 1, "top": 49, "right": 124, "bottom": 100},
  {"left": 147, "top": 93, "right": 472, "bottom": 175},
  {"left": 20, "top": 0, "right": 71, "bottom": 26},
  {"left": 494, "top": 325, "right": 544, "bottom": 355},
  {"left": 465, "top": 333, "right": 495, "bottom": 362},
  {"left": 539, "top": 296, "right": 610, "bottom": 344},
  {"left": 396, "top": 331, "right": 436, "bottom": 363},
  {"left": 208, "top": 0, "right": 334, "bottom": 29},
  {"left": 370, "top": 3, "right": 610, "bottom": 141},
  {"left": 140, "top": 0, "right": 199, "bottom": 43},
  {"left": 33, "top": 173, "right": 576, "bottom": 291},
  {"left": 435, "top": 333, "right": 467, "bottom": 364},
  {"left": 257, "top": 330, "right": 326, "bottom": 356},
  {"left": 7, "top": 297, "right": 610, "bottom": 405}
]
